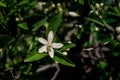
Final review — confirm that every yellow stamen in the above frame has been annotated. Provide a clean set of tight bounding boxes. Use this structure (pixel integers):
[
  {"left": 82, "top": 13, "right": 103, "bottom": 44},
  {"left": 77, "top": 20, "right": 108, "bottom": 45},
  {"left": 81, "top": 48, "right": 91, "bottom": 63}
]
[{"left": 47, "top": 42, "right": 52, "bottom": 51}]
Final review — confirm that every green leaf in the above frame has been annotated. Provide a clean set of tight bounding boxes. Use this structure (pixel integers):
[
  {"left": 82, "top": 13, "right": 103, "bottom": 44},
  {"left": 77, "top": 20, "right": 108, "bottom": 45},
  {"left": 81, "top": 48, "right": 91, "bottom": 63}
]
[
  {"left": 74, "top": 28, "right": 81, "bottom": 39},
  {"left": 23, "top": 65, "right": 32, "bottom": 75},
  {"left": 24, "top": 52, "right": 48, "bottom": 62},
  {"left": 46, "top": 12, "right": 62, "bottom": 35},
  {"left": 60, "top": 43, "right": 76, "bottom": 51},
  {"left": 98, "top": 61, "right": 107, "bottom": 70},
  {"left": 105, "top": 18, "right": 117, "bottom": 23},
  {"left": 101, "top": 38, "right": 111, "bottom": 44},
  {"left": 90, "top": 24, "right": 95, "bottom": 32},
  {"left": 7, "top": 10, "right": 16, "bottom": 16},
  {"left": 93, "top": 32, "right": 113, "bottom": 44},
  {"left": 0, "top": 1, "right": 6, "bottom": 7},
  {"left": 114, "top": 7, "right": 120, "bottom": 15},
  {"left": 79, "top": 0, "right": 84, "bottom": 5},
  {"left": 107, "top": 12, "right": 120, "bottom": 17},
  {"left": 112, "top": 52, "right": 120, "bottom": 57},
  {"left": 17, "top": 0, "right": 29, "bottom": 6},
  {"left": 53, "top": 52, "right": 75, "bottom": 67},
  {"left": 18, "top": 22, "right": 28, "bottom": 30},
  {"left": 32, "top": 17, "right": 47, "bottom": 31},
  {"left": 85, "top": 18, "right": 104, "bottom": 26}
]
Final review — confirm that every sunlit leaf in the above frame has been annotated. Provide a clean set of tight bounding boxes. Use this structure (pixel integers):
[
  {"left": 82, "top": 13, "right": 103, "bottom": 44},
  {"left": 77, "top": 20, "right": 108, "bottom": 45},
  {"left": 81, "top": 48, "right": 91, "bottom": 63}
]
[
  {"left": 106, "top": 12, "right": 120, "bottom": 17},
  {"left": 114, "top": 7, "right": 120, "bottom": 15},
  {"left": 53, "top": 52, "right": 75, "bottom": 67},
  {"left": 101, "top": 38, "right": 111, "bottom": 44},
  {"left": 98, "top": 61, "right": 107, "bottom": 70},
  {"left": 85, "top": 18, "right": 104, "bottom": 26},
  {"left": 24, "top": 52, "right": 48, "bottom": 62},
  {"left": 17, "top": 0, "right": 29, "bottom": 6},
  {"left": 46, "top": 12, "right": 62, "bottom": 35},
  {"left": 60, "top": 43, "right": 76, "bottom": 51},
  {"left": 23, "top": 65, "right": 32, "bottom": 75},
  {"left": 7, "top": 10, "right": 16, "bottom": 16},
  {"left": 32, "top": 17, "right": 47, "bottom": 31},
  {"left": 79, "top": 0, "right": 84, "bottom": 5},
  {"left": 90, "top": 24, "right": 95, "bottom": 32},
  {"left": 0, "top": 1, "right": 6, "bottom": 7},
  {"left": 18, "top": 22, "right": 28, "bottom": 30}
]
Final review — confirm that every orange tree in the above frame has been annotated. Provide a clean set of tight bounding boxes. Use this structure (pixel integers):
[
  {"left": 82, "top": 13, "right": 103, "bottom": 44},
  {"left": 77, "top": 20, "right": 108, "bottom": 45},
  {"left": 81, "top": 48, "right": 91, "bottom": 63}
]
[{"left": 0, "top": 0, "right": 120, "bottom": 80}]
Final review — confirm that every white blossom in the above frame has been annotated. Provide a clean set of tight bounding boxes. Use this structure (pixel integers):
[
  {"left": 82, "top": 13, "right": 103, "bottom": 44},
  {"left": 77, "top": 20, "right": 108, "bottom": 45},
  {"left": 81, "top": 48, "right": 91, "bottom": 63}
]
[
  {"left": 38, "top": 31, "right": 63, "bottom": 58},
  {"left": 35, "top": 2, "right": 46, "bottom": 10}
]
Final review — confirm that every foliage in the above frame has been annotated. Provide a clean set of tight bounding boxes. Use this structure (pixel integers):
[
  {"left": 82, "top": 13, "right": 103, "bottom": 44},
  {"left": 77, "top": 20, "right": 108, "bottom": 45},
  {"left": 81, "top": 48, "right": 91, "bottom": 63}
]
[{"left": 0, "top": 0, "right": 120, "bottom": 80}]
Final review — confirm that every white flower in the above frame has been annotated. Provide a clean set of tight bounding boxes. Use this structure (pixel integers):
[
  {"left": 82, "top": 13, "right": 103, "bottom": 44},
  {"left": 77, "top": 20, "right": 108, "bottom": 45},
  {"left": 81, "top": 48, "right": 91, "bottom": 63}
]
[
  {"left": 35, "top": 2, "right": 46, "bottom": 10},
  {"left": 38, "top": 31, "right": 63, "bottom": 58}
]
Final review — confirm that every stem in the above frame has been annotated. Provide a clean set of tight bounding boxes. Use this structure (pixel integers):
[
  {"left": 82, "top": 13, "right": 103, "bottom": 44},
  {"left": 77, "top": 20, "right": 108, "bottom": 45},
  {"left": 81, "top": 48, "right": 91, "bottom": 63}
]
[{"left": 97, "top": 14, "right": 114, "bottom": 32}]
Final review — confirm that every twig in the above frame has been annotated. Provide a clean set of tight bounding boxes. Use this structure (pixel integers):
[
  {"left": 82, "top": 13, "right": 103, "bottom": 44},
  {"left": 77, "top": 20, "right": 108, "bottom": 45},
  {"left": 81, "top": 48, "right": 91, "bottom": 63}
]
[
  {"left": 51, "top": 63, "right": 60, "bottom": 80},
  {"left": 36, "top": 63, "right": 60, "bottom": 80}
]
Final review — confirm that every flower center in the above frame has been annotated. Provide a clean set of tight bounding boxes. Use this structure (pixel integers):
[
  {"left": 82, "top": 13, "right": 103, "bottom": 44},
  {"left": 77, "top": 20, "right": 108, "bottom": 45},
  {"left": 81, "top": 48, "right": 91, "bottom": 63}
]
[
  {"left": 47, "top": 42, "right": 52, "bottom": 51},
  {"left": 48, "top": 42, "right": 51, "bottom": 47}
]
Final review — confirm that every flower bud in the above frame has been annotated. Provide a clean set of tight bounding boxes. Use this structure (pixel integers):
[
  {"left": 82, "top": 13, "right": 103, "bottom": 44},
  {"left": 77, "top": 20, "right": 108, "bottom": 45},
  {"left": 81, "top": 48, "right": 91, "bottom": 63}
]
[
  {"left": 51, "top": 3, "right": 55, "bottom": 8},
  {"left": 0, "top": 48, "right": 3, "bottom": 53},
  {"left": 95, "top": 3, "right": 100, "bottom": 9},
  {"left": 115, "top": 26, "right": 120, "bottom": 33},
  {"left": 15, "top": 18, "right": 20, "bottom": 21},
  {"left": 63, "top": 52, "right": 68, "bottom": 56},
  {"left": 117, "top": 34, "right": 120, "bottom": 41},
  {"left": 100, "top": 3, "right": 104, "bottom": 7},
  {"left": 68, "top": 11, "right": 79, "bottom": 17}
]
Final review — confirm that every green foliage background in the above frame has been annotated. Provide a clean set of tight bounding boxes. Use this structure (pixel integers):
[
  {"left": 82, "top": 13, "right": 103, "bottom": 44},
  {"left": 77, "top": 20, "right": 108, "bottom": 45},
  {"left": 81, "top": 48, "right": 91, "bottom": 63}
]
[{"left": 0, "top": 0, "right": 120, "bottom": 80}]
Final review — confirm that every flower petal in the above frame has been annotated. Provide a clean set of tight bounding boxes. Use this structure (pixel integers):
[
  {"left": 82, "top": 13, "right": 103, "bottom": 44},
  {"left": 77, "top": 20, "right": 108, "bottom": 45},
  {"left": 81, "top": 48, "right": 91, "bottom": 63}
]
[
  {"left": 48, "top": 48, "right": 54, "bottom": 58},
  {"left": 52, "top": 43, "right": 63, "bottom": 48},
  {"left": 48, "top": 31, "right": 54, "bottom": 43},
  {"left": 38, "top": 37, "right": 47, "bottom": 44},
  {"left": 38, "top": 46, "right": 47, "bottom": 53}
]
